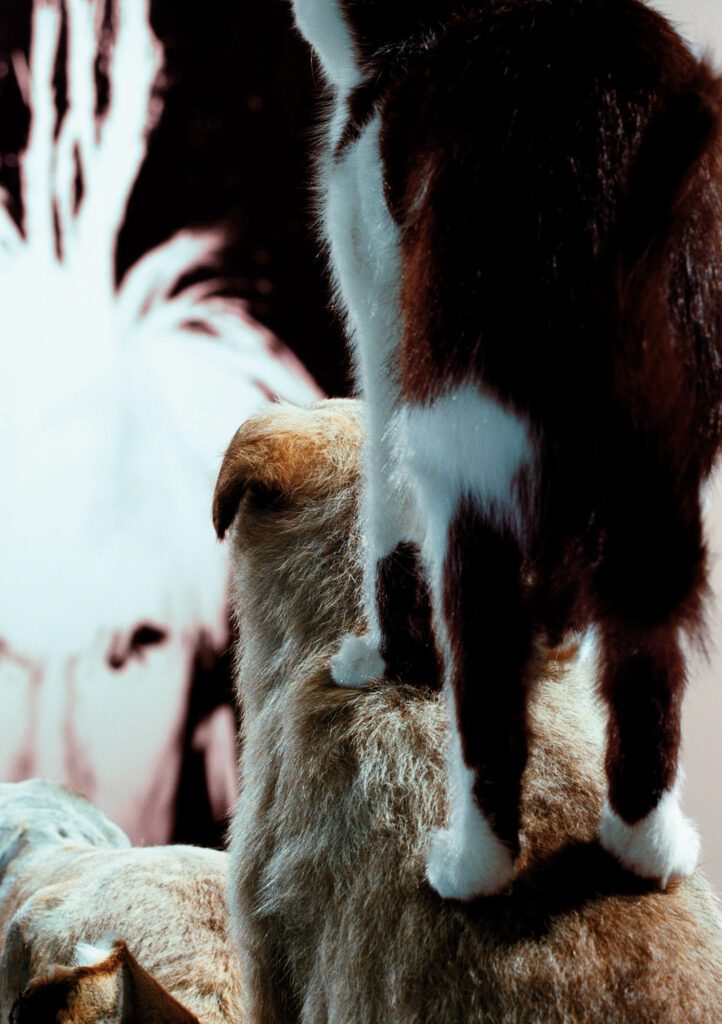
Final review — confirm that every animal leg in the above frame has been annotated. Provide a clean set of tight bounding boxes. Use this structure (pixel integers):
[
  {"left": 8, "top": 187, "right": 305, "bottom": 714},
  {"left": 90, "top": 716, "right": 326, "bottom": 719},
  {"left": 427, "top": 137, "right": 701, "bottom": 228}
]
[
  {"left": 329, "top": 467, "right": 409, "bottom": 688},
  {"left": 376, "top": 541, "right": 442, "bottom": 689},
  {"left": 594, "top": 490, "right": 706, "bottom": 886},
  {"left": 331, "top": 437, "right": 440, "bottom": 690},
  {"left": 598, "top": 622, "right": 700, "bottom": 886},
  {"left": 426, "top": 503, "right": 532, "bottom": 899},
  {"left": 331, "top": 541, "right": 440, "bottom": 690}
]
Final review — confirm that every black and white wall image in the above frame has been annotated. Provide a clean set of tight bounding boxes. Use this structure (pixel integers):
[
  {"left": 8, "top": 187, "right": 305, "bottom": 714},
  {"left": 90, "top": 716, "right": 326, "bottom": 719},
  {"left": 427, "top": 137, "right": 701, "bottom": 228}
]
[{"left": 0, "top": 0, "right": 326, "bottom": 847}]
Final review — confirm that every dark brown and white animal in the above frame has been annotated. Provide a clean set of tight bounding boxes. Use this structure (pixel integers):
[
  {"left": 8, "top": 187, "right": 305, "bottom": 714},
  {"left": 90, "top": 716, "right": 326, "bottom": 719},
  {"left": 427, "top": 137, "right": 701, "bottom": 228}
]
[
  {"left": 291, "top": 0, "right": 722, "bottom": 898},
  {"left": 213, "top": 399, "right": 722, "bottom": 1024},
  {"left": 0, "top": 780, "right": 243, "bottom": 1024}
]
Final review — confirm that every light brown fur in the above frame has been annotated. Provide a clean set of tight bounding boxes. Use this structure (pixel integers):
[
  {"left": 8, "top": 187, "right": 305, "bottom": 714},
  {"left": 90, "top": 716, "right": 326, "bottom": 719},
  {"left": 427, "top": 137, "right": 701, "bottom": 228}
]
[
  {"left": 0, "top": 780, "right": 242, "bottom": 1024},
  {"left": 215, "top": 398, "right": 722, "bottom": 1024},
  {"left": 11, "top": 942, "right": 200, "bottom": 1024}
]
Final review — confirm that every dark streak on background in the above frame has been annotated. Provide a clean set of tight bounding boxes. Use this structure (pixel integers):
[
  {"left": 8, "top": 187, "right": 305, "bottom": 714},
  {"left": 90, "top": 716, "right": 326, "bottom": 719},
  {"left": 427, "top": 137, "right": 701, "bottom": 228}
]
[{"left": 0, "top": 0, "right": 350, "bottom": 397}]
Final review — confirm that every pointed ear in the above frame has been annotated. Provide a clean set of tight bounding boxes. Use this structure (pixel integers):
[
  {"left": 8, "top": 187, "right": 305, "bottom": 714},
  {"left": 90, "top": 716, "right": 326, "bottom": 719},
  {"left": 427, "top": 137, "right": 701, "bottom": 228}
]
[
  {"left": 116, "top": 945, "right": 200, "bottom": 1023},
  {"left": 212, "top": 400, "right": 364, "bottom": 540},
  {"left": 11, "top": 942, "right": 199, "bottom": 1024},
  {"left": 212, "top": 415, "right": 297, "bottom": 541}
]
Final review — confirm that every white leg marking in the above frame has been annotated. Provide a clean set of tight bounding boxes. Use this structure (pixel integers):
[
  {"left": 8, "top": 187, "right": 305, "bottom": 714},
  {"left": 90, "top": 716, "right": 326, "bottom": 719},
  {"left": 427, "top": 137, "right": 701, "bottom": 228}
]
[
  {"left": 426, "top": 691, "right": 516, "bottom": 899},
  {"left": 395, "top": 385, "right": 537, "bottom": 547},
  {"left": 330, "top": 633, "right": 386, "bottom": 688},
  {"left": 325, "top": 117, "right": 402, "bottom": 393},
  {"left": 394, "top": 389, "right": 533, "bottom": 897},
  {"left": 394, "top": 384, "right": 536, "bottom": 657},
  {"left": 599, "top": 785, "right": 700, "bottom": 887},
  {"left": 325, "top": 116, "right": 409, "bottom": 674}
]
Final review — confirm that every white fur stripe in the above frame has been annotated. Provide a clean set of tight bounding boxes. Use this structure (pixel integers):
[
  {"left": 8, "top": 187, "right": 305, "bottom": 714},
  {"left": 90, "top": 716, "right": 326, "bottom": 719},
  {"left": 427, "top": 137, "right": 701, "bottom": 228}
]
[
  {"left": 324, "top": 115, "right": 406, "bottom": 621},
  {"left": 292, "top": 0, "right": 363, "bottom": 90},
  {"left": 395, "top": 385, "right": 536, "bottom": 539},
  {"left": 394, "top": 385, "right": 536, "bottom": 665}
]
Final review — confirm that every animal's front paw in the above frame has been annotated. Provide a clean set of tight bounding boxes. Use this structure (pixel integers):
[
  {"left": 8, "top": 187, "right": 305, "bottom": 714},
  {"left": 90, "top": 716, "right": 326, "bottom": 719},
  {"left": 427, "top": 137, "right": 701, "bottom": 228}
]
[
  {"left": 425, "top": 822, "right": 516, "bottom": 901},
  {"left": 599, "top": 792, "right": 700, "bottom": 888},
  {"left": 330, "top": 633, "right": 385, "bottom": 688}
]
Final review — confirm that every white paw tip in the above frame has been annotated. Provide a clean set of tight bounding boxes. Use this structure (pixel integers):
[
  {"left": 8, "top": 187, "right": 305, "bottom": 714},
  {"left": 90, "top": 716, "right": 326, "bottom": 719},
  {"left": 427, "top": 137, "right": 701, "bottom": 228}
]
[
  {"left": 330, "top": 634, "right": 385, "bottom": 689},
  {"left": 425, "top": 825, "right": 516, "bottom": 900},
  {"left": 599, "top": 793, "right": 700, "bottom": 888}
]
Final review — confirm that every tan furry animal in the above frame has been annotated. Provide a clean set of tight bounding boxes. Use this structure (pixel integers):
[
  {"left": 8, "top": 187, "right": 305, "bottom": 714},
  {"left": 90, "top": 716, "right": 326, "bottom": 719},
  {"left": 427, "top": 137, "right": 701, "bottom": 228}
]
[
  {"left": 0, "top": 780, "right": 242, "bottom": 1024},
  {"left": 214, "top": 399, "right": 722, "bottom": 1024}
]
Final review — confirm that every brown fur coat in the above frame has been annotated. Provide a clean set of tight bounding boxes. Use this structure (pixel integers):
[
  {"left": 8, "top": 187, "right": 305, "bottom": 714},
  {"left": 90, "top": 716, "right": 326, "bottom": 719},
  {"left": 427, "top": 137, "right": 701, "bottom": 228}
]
[
  {"left": 0, "top": 780, "right": 242, "bottom": 1024},
  {"left": 215, "top": 399, "right": 722, "bottom": 1023}
]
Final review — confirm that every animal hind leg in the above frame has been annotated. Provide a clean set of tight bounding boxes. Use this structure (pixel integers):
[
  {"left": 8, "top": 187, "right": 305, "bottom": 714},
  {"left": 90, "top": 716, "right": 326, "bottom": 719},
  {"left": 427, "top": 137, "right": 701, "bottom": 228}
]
[
  {"left": 331, "top": 431, "right": 441, "bottom": 691},
  {"left": 426, "top": 501, "right": 533, "bottom": 899},
  {"left": 598, "top": 622, "right": 700, "bottom": 885},
  {"left": 596, "top": 511, "right": 705, "bottom": 886},
  {"left": 330, "top": 537, "right": 441, "bottom": 690},
  {"left": 376, "top": 540, "right": 442, "bottom": 688}
]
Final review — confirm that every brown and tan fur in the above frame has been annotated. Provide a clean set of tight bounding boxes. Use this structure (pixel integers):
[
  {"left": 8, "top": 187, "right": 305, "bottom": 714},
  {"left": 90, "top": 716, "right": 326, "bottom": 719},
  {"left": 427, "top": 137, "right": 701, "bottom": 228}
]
[
  {"left": 0, "top": 780, "right": 242, "bottom": 1024},
  {"left": 10, "top": 942, "right": 201, "bottom": 1024},
  {"left": 214, "top": 399, "right": 722, "bottom": 1024}
]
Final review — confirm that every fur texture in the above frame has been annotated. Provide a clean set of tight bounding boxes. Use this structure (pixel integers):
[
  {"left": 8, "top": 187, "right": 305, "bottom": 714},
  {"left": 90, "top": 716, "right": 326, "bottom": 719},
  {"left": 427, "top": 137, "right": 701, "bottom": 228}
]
[
  {"left": 293, "top": 0, "right": 722, "bottom": 897},
  {"left": 0, "top": 780, "right": 242, "bottom": 1024},
  {"left": 215, "top": 399, "right": 722, "bottom": 1024}
]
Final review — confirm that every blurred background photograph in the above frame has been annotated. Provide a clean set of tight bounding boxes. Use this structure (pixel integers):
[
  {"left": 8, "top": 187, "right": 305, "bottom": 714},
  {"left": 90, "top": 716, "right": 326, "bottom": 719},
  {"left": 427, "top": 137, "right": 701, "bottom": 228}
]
[{"left": 0, "top": 0, "right": 719, "bottom": 892}]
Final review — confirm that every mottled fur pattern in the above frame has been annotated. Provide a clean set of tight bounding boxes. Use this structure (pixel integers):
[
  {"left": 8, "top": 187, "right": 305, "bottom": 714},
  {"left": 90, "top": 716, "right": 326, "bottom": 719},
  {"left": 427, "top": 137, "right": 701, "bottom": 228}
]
[
  {"left": 215, "top": 399, "right": 722, "bottom": 1024},
  {"left": 0, "top": 780, "right": 242, "bottom": 1024},
  {"left": 292, "top": 0, "right": 722, "bottom": 897}
]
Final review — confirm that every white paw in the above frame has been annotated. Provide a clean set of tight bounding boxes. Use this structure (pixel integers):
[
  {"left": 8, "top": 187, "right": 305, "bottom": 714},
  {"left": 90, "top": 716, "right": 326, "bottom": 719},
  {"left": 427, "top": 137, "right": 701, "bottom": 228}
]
[
  {"left": 330, "top": 633, "right": 385, "bottom": 688},
  {"left": 599, "top": 791, "right": 700, "bottom": 888},
  {"left": 425, "top": 821, "right": 516, "bottom": 900}
]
